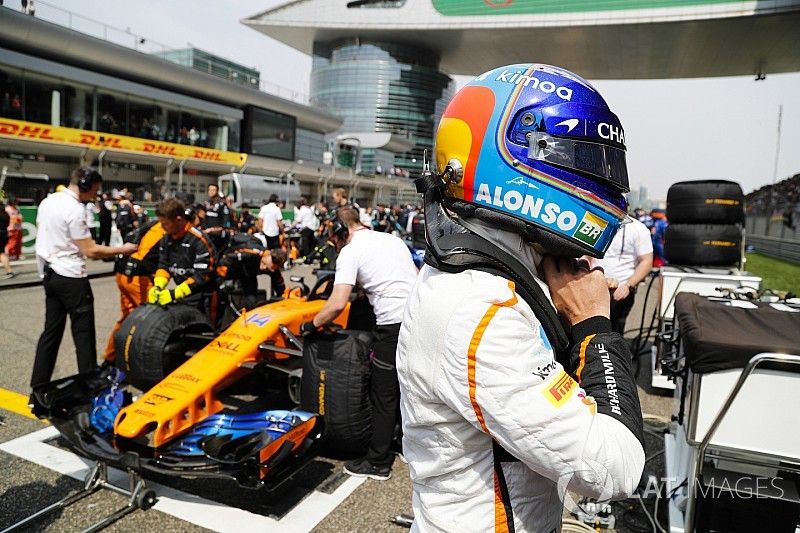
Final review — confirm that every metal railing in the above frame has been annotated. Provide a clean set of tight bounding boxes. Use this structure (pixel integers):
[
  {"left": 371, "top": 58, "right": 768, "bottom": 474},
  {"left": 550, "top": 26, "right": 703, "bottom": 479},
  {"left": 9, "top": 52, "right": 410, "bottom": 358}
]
[
  {"left": 1, "top": 0, "right": 313, "bottom": 105},
  {"left": 745, "top": 234, "right": 800, "bottom": 264}
]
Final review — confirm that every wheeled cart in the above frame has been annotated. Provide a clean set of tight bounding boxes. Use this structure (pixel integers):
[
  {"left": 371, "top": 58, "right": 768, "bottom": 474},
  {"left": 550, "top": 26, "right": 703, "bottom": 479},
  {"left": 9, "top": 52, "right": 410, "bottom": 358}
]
[
  {"left": 652, "top": 266, "right": 761, "bottom": 390},
  {"left": 661, "top": 293, "right": 800, "bottom": 533},
  {"left": 0, "top": 461, "right": 158, "bottom": 533}
]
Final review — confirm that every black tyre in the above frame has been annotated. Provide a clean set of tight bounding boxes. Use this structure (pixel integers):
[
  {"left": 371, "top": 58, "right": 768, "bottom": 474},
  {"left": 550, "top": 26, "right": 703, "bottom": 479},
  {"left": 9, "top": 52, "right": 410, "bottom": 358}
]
[
  {"left": 666, "top": 180, "right": 744, "bottom": 224},
  {"left": 115, "top": 304, "right": 213, "bottom": 391},
  {"left": 664, "top": 224, "right": 742, "bottom": 266}
]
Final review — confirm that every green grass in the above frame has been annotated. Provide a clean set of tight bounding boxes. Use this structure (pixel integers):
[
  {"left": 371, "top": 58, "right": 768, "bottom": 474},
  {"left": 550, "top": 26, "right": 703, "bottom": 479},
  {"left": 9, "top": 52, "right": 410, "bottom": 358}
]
[{"left": 744, "top": 253, "right": 800, "bottom": 295}]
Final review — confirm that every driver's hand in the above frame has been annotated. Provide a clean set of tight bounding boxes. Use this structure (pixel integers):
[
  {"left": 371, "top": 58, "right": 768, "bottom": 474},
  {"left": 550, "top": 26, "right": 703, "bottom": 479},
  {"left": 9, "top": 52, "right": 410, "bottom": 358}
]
[{"left": 542, "top": 256, "right": 610, "bottom": 326}]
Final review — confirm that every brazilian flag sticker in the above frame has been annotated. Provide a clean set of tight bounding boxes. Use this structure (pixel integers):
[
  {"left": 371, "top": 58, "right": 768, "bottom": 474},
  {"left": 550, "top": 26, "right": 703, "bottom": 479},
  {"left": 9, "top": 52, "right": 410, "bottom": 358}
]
[{"left": 573, "top": 212, "right": 608, "bottom": 247}]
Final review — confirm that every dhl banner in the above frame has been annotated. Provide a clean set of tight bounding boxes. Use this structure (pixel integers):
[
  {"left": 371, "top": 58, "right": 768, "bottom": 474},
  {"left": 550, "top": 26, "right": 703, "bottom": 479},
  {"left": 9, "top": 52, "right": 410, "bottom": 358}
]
[{"left": 0, "top": 118, "right": 247, "bottom": 167}]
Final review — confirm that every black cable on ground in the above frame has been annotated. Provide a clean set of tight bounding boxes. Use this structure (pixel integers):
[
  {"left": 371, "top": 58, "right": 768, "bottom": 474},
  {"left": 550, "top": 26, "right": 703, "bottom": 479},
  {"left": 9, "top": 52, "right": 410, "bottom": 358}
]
[
  {"left": 628, "top": 271, "right": 661, "bottom": 377},
  {"left": 633, "top": 272, "right": 660, "bottom": 355}
]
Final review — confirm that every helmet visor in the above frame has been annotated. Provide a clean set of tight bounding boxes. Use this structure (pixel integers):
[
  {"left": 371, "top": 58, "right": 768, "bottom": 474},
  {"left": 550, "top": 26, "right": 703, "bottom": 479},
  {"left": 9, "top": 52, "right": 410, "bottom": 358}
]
[{"left": 527, "top": 132, "right": 629, "bottom": 192}]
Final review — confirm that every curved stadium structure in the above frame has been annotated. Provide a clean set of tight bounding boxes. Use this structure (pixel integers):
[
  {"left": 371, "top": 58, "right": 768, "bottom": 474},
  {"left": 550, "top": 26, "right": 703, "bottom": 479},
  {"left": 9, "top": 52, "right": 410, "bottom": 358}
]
[{"left": 244, "top": 0, "right": 800, "bottom": 175}]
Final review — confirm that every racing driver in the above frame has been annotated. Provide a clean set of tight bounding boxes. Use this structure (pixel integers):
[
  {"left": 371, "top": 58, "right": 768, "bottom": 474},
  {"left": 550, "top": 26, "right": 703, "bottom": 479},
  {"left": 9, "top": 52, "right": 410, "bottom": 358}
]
[{"left": 397, "top": 64, "right": 645, "bottom": 532}]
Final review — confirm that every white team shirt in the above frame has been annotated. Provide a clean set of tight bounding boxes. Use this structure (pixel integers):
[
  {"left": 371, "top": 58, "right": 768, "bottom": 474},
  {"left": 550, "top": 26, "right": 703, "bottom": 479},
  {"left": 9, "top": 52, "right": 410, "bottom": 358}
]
[
  {"left": 295, "top": 205, "right": 318, "bottom": 230},
  {"left": 258, "top": 202, "right": 282, "bottom": 237},
  {"left": 595, "top": 216, "right": 653, "bottom": 284},
  {"left": 334, "top": 228, "right": 418, "bottom": 325},
  {"left": 35, "top": 189, "right": 92, "bottom": 278}
]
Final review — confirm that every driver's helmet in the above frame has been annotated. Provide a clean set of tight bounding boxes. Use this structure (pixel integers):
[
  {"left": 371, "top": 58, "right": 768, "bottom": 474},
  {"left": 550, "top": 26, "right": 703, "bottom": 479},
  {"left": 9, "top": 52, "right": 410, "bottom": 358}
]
[{"left": 435, "top": 63, "right": 629, "bottom": 258}]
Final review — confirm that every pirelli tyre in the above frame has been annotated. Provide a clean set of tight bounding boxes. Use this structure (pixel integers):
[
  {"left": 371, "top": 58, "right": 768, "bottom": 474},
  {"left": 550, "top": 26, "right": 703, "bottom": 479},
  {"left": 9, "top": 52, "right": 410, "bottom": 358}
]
[
  {"left": 666, "top": 180, "right": 744, "bottom": 224},
  {"left": 300, "top": 330, "right": 373, "bottom": 453},
  {"left": 115, "top": 304, "right": 213, "bottom": 391},
  {"left": 664, "top": 224, "right": 742, "bottom": 266}
]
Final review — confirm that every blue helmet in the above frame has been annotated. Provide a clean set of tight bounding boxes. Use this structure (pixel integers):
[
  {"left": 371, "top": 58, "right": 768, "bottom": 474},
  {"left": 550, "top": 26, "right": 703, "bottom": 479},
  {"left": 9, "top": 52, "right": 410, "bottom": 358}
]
[{"left": 434, "top": 63, "right": 629, "bottom": 258}]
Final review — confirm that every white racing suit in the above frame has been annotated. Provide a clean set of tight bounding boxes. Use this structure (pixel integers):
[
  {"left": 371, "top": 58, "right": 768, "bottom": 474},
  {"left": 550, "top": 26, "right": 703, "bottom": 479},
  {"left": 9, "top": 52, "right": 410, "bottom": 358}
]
[{"left": 397, "top": 265, "right": 645, "bottom": 533}]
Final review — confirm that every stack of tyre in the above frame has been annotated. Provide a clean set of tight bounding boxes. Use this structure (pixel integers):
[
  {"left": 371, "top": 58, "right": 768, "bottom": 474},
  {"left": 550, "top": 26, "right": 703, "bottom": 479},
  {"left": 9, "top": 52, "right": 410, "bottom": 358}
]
[{"left": 664, "top": 180, "right": 745, "bottom": 267}]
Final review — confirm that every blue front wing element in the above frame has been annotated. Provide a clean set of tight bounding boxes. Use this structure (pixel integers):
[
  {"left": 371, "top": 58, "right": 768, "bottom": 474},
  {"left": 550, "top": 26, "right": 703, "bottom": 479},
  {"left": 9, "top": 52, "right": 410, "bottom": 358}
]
[
  {"left": 165, "top": 410, "right": 315, "bottom": 457},
  {"left": 89, "top": 368, "right": 127, "bottom": 434}
]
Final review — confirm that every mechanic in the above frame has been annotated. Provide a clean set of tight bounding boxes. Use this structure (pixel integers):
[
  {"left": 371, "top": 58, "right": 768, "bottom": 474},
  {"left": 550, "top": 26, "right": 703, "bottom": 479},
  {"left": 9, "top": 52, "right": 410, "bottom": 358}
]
[
  {"left": 311, "top": 188, "right": 355, "bottom": 262},
  {"left": 201, "top": 183, "right": 233, "bottom": 252},
  {"left": 102, "top": 218, "right": 166, "bottom": 364},
  {"left": 0, "top": 200, "right": 16, "bottom": 279},
  {"left": 295, "top": 196, "right": 319, "bottom": 257},
  {"left": 97, "top": 192, "right": 113, "bottom": 246},
  {"left": 650, "top": 209, "right": 669, "bottom": 267},
  {"left": 30, "top": 167, "right": 137, "bottom": 396},
  {"left": 330, "top": 187, "right": 357, "bottom": 214},
  {"left": 397, "top": 64, "right": 645, "bottom": 532},
  {"left": 257, "top": 194, "right": 284, "bottom": 249},
  {"left": 114, "top": 193, "right": 136, "bottom": 238},
  {"left": 237, "top": 203, "right": 258, "bottom": 235},
  {"left": 302, "top": 206, "right": 417, "bottom": 481},
  {"left": 149, "top": 198, "right": 217, "bottom": 321},
  {"left": 594, "top": 215, "right": 654, "bottom": 335},
  {"left": 216, "top": 233, "right": 288, "bottom": 310},
  {"left": 302, "top": 233, "right": 338, "bottom": 270}
]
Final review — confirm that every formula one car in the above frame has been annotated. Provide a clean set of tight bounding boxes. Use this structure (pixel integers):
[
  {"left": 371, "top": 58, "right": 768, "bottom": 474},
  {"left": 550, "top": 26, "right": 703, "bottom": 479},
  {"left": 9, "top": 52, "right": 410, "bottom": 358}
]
[{"left": 30, "top": 272, "right": 362, "bottom": 490}]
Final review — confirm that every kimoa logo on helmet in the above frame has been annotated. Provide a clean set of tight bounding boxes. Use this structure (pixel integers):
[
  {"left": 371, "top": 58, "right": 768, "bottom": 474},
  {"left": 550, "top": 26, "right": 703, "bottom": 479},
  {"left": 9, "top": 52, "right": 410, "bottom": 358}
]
[{"left": 494, "top": 69, "right": 574, "bottom": 101}]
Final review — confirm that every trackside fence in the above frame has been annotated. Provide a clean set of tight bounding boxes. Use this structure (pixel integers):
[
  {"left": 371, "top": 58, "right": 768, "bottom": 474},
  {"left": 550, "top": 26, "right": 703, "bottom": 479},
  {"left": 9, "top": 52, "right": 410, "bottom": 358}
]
[{"left": 745, "top": 214, "right": 800, "bottom": 264}]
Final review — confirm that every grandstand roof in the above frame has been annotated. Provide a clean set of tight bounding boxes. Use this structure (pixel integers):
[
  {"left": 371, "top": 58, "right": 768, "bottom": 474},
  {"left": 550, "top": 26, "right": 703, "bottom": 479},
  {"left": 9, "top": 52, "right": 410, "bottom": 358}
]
[
  {"left": 0, "top": 8, "right": 342, "bottom": 133},
  {"left": 243, "top": 0, "right": 800, "bottom": 79}
]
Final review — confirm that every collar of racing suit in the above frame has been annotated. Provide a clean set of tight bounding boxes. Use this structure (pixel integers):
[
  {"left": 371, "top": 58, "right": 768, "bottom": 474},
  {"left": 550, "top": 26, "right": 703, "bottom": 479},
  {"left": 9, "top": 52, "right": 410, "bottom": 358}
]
[
  {"left": 459, "top": 217, "right": 543, "bottom": 278},
  {"left": 420, "top": 189, "right": 571, "bottom": 360}
]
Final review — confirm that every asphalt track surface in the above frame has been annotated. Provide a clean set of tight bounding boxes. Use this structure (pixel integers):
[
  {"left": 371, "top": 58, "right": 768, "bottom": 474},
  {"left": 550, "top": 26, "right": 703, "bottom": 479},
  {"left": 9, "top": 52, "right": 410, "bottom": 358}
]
[{"left": 0, "top": 261, "right": 672, "bottom": 532}]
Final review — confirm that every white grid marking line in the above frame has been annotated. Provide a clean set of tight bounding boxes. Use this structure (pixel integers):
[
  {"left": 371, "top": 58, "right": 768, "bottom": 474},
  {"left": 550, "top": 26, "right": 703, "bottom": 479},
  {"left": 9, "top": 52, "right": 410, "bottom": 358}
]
[{"left": 0, "top": 426, "right": 365, "bottom": 532}]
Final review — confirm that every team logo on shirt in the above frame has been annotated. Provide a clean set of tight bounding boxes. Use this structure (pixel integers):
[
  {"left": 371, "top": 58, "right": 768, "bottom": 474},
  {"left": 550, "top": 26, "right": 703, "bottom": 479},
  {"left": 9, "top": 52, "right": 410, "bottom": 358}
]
[
  {"left": 572, "top": 212, "right": 608, "bottom": 246},
  {"left": 543, "top": 370, "right": 577, "bottom": 408}
]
